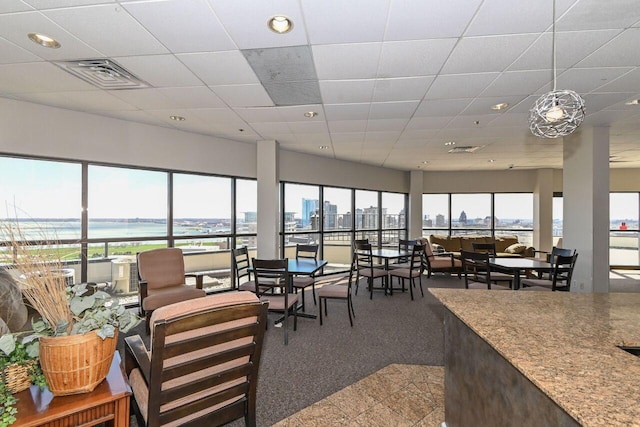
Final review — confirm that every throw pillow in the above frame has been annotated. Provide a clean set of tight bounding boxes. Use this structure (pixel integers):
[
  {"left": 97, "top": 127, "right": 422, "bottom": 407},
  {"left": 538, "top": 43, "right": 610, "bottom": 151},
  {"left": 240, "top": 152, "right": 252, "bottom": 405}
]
[{"left": 504, "top": 243, "right": 527, "bottom": 254}]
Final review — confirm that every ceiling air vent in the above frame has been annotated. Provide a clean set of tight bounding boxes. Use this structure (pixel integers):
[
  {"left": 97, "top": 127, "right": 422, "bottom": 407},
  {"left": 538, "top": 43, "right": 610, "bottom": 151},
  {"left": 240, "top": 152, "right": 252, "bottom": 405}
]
[
  {"left": 448, "top": 145, "right": 484, "bottom": 154},
  {"left": 53, "top": 59, "right": 150, "bottom": 90}
]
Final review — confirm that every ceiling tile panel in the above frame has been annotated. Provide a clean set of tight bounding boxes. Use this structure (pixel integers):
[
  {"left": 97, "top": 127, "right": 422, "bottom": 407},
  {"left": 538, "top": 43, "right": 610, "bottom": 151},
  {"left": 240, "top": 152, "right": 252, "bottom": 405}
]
[
  {"left": 414, "top": 99, "right": 471, "bottom": 117},
  {"left": 594, "top": 68, "right": 640, "bottom": 93},
  {"left": 43, "top": 4, "right": 169, "bottom": 56},
  {"left": 378, "top": 39, "right": 458, "bottom": 78},
  {"left": 0, "top": 1, "right": 33, "bottom": 13},
  {"left": 0, "top": 38, "right": 42, "bottom": 63},
  {"left": 287, "top": 121, "right": 329, "bottom": 134},
  {"left": 372, "top": 77, "right": 435, "bottom": 102},
  {"left": 319, "top": 80, "right": 375, "bottom": 104},
  {"left": 0, "top": 11, "right": 103, "bottom": 60},
  {"left": 312, "top": 43, "right": 381, "bottom": 80},
  {"left": 207, "top": 0, "right": 307, "bottom": 49},
  {"left": 366, "top": 119, "right": 409, "bottom": 132},
  {"left": 576, "top": 28, "right": 640, "bottom": 68},
  {"left": 177, "top": 51, "right": 259, "bottom": 85},
  {"left": 109, "top": 88, "right": 174, "bottom": 109},
  {"left": 385, "top": 0, "right": 482, "bottom": 40},
  {"left": 508, "top": 30, "right": 621, "bottom": 71},
  {"left": 0, "top": 62, "right": 96, "bottom": 93},
  {"left": 369, "top": 101, "right": 419, "bottom": 119},
  {"left": 123, "top": 0, "right": 236, "bottom": 53},
  {"left": 327, "top": 120, "right": 368, "bottom": 133},
  {"left": 276, "top": 104, "right": 324, "bottom": 121},
  {"left": 249, "top": 122, "right": 292, "bottom": 137},
  {"left": 302, "top": 0, "right": 390, "bottom": 44},
  {"left": 157, "top": 87, "right": 226, "bottom": 109},
  {"left": 210, "top": 84, "right": 274, "bottom": 108},
  {"left": 425, "top": 73, "right": 499, "bottom": 100},
  {"left": 481, "top": 70, "right": 552, "bottom": 97},
  {"left": 442, "top": 34, "right": 538, "bottom": 74},
  {"left": 557, "top": 0, "right": 640, "bottom": 31},
  {"left": 555, "top": 67, "right": 634, "bottom": 94},
  {"left": 324, "top": 103, "right": 370, "bottom": 121},
  {"left": 114, "top": 55, "right": 202, "bottom": 87}
]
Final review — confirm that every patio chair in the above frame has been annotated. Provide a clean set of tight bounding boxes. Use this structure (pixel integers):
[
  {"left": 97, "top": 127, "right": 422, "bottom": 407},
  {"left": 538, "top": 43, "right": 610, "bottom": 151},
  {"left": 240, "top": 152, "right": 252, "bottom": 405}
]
[
  {"left": 137, "top": 247, "right": 206, "bottom": 333},
  {"left": 124, "top": 292, "right": 268, "bottom": 427}
]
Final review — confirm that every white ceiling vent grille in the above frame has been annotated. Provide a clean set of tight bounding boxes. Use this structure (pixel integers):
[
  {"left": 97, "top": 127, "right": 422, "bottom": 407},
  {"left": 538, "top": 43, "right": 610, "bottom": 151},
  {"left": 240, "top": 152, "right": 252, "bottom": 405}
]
[
  {"left": 447, "top": 145, "right": 485, "bottom": 154},
  {"left": 53, "top": 59, "right": 150, "bottom": 90}
]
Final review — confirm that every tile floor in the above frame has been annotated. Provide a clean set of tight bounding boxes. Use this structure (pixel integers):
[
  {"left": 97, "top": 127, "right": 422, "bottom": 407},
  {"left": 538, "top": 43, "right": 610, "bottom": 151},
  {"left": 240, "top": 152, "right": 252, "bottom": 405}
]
[{"left": 272, "top": 364, "right": 445, "bottom": 427}]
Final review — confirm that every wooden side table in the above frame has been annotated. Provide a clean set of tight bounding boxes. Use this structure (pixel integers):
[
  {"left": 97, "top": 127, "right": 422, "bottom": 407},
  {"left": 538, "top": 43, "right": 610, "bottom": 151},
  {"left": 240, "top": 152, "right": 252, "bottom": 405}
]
[{"left": 14, "top": 352, "right": 131, "bottom": 427}]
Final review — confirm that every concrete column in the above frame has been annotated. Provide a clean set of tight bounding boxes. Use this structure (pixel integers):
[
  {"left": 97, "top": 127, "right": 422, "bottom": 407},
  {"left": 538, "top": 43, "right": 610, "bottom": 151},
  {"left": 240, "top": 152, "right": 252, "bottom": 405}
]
[
  {"left": 563, "top": 127, "right": 610, "bottom": 293},
  {"left": 534, "top": 169, "right": 554, "bottom": 256},
  {"left": 256, "top": 140, "right": 279, "bottom": 258},
  {"left": 409, "top": 170, "right": 424, "bottom": 239}
]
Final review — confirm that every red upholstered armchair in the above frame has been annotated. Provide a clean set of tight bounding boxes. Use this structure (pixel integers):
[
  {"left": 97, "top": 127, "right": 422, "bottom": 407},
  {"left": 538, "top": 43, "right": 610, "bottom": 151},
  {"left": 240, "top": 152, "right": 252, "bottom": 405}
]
[{"left": 137, "top": 248, "right": 206, "bottom": 332}]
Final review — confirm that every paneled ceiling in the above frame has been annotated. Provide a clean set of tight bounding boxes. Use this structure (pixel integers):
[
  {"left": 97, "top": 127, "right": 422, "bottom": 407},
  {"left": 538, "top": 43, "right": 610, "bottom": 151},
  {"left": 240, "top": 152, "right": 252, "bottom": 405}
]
[{"left": 1, "top": 0, "right": 639, "bottom": 171}]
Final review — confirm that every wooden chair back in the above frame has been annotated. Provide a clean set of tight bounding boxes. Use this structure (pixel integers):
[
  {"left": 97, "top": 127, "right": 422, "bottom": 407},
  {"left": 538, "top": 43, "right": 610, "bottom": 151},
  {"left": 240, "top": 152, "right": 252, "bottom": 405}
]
[
  {"left": 471, "top": 242, "right": 497, "bottom": 256},
  {"left": 125, "top": 292, "right": 269, "bottom": 427},
  {"left": 232, "top": 246, "right": 253, "bottom": 288}
]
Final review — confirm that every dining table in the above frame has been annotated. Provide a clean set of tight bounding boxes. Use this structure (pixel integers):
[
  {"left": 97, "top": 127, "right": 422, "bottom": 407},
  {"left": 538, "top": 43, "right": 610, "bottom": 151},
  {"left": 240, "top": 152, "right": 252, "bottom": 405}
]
[
  {"left": 249, "top": 258, "right": 328, "bottom": 320},
  {"left": 354, "top": 247, "right": 414, "bottom": 296},
  {"left": 488, "top": 257, "right": 555, "bottom": 290}
]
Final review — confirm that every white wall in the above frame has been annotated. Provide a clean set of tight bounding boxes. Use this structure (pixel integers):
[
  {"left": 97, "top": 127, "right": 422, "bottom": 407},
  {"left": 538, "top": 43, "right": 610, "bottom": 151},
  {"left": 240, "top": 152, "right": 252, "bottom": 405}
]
[
  {"left": 279, "top": 150, "right": 408, "bottom": 192},
  {"left": 0, "top": 98, "right": 257, "bottom": 178},
  {"left": 422, "top": 170, "right": 539, "bottom": 193}
]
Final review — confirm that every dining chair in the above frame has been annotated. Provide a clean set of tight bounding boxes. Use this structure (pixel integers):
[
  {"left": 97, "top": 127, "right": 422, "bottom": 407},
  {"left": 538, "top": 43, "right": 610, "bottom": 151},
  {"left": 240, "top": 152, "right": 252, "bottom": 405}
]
[
  {"left": 137, "top": 247, "right": 206, "bottom": 333},
  {"left": 291, "top": 244, "right": 319, "bottom": 311},
  {"left": 460, "top": 250, "right": 511, "bottom": 290},
  {"left": 471, "top": 242, "right": 515, "bottom": 286},
  {"left": 251, "top": 258, "right": 299, "bottom": 345},
  {"left": 388, "top": 243, "right": 425, "bottom": 300},
  {"left": 471, "top": 242, "right": 497, "bottom": 255},
  {"left": 124, "top": 292, "right": 269, "bottom": 427},
  {"left": 521, "top": 253, "right": 578, "bottom": 291},
  {"left": 423, "top": 243, "right": 462, "bottom": 278},
  {"left": 318, "top": 254, "right": 356, "bottom": 326},
  {"left": 389, "top": 238, "right": 418, "bottom": 270},
  {"left": 354, "top": 241, "right": 388, "bottom": 299},
  {"left": 232, "top": 246, "right": 272, "bottom": 295}
]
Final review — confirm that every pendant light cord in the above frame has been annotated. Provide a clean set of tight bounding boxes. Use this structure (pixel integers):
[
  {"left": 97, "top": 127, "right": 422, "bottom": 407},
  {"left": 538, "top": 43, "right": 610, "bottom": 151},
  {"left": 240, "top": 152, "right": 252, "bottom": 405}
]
[{"left": 552, "top": 0, "right": 557, "bottom": 91}]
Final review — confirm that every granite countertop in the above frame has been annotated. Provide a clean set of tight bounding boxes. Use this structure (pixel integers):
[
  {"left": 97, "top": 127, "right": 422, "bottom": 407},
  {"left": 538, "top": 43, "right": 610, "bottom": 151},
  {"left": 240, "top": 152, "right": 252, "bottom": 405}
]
[{"left": 429, "top": 289, "right": 640, "bottom": 426}]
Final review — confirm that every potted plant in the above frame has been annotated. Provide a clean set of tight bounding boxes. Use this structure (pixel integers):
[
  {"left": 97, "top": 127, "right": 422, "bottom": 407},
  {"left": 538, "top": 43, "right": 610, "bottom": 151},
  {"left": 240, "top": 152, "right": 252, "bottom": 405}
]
[
  {"left": 0, "top": 333, "right": 46, "bottom": 426},
  {"left": 2, "top": 220, "right": 140, "bottom": 398}
]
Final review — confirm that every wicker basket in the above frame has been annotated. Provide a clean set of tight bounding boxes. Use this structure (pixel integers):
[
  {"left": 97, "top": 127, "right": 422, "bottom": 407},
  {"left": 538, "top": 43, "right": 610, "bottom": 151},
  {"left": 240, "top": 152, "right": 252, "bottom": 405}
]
[
  {"left": 38, "top": 330, "right": 118, "bottom": 396},
  {"left": 2, "top": 361, "right": 34, "bottom": 394}
]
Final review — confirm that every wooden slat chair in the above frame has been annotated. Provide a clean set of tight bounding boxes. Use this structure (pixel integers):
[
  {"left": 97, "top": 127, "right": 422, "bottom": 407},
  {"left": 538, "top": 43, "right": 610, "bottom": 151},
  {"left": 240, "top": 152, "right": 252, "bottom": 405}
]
[
  {"left": 354, "top": 241, "right": 389, "bottom": 299},
  {"left": 460, "top": 250, "right": 511, "bottom": 290},
  {"left": 388, "top": 243, "right": 425, "bottom": 300},
  {"left": 291, "top": 244, "right": 319, "bottom": 311},
  {"left": 137, "top": 248, "right": 206, "bottom": 333},
  {"left": 124, "top": 292, "right": 269, "bottom": 427},
  {"left": 521, "top": 253, "right": 578, "bottom": 291},
  {"left": 471, "top": 242, "right": 515, "bottom": 286},
  {"left": 252, "top": 258, "right": 299, "bottom": 345},
  {"left": 318, "top": 255, "right": 356, "bottom": 327},
  {"left": 389, "top": 239, "right": 418, "bottom": 270}
]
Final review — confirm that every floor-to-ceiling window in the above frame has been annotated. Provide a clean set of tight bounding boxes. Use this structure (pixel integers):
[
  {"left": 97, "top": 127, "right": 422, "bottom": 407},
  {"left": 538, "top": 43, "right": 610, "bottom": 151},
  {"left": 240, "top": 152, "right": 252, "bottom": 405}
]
[
  {"left": 0, "top": 154, "right": 257, "bottom": 304},
  {"left": 282, "top": 182, "right": 408, "bottom": 274},
  {"left": 423, "top": 193, "right": 533, "bottom": 245},
  {"left": 610, "top": 192, "right": 639, "bottom": 267}
]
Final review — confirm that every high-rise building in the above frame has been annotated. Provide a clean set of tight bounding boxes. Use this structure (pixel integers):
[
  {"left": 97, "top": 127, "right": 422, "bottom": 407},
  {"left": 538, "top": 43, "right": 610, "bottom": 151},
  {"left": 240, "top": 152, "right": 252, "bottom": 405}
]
[
  {"left": 436, "top": 214, "right": 445, "bottom": 227},
  {"left": 301, "top": 199, "right": 319, "bottom": 227},
  {"left": 323, "top": 201, "right": 338, "bottom": 229}
]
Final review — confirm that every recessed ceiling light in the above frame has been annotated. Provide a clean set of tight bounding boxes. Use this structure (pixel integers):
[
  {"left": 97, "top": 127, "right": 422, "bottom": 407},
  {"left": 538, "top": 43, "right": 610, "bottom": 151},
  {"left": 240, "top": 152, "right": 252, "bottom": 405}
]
[
  {"left": 422, "top": 161, "right": 429, "bottom": 164},
  {"left": 491, "top": 103, "right": 509, "bottom": 110},
  {"left": 28, "top": 32, "right": 61, "bottom": 49},
  {"left": 625, "top": 99, "right": 640, "bottom": 105},
  {"left": 488, "top": 159, "right": 495, "bottom": 163},
  {"left": 169, "top": 115, "right": 185, "bottom": 121},
  {"left": 319, "top": 145, "right": 329, "bottom": 150},
  {"left": 444, "top": 141, "right": 456, "bottom": 146},
  {"left": 304, "top": 111, "right": 318, "bottom": 118},
  {"left": 268, "top": 16, "right": 293, "bottom": 34}
]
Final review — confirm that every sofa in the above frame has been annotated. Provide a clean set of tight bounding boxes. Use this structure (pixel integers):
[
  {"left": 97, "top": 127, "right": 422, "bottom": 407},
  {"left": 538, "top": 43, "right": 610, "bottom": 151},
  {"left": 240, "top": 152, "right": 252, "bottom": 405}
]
[{"left": 427, "top": 234, "right": 535, "bottom": 258}]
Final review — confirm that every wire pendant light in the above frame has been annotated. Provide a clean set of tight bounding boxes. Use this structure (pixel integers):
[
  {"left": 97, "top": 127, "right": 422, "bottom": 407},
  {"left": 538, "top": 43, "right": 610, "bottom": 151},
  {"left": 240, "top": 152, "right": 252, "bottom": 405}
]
[{"left": 529, "top": 0, "right": 585, "bottom": 138}]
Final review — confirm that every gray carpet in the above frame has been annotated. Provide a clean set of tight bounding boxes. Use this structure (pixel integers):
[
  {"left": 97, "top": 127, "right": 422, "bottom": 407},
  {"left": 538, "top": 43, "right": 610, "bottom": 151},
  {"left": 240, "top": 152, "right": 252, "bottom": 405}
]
[{"left": 118, "top": 273, "right": 464, "bottom": 426}]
